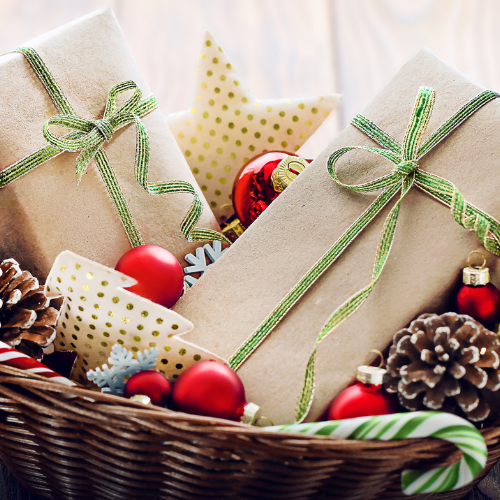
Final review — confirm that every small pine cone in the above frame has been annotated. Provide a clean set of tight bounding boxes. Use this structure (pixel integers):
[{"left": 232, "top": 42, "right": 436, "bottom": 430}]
[
  {"left": 384, "top": 312, "right": 500, "bottom": 422},
  {"left": 0, "top": 259, "right": 63, "bottom": 361}
]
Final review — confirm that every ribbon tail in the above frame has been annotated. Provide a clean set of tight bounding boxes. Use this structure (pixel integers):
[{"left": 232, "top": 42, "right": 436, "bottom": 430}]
[
  {"left": 76, "top": 144, "right": 101, "bottom": 183},
  {"left": 229, "top": 182, "right": 402, "bottom": 372},
  {"left": 295, "top": 177, "right": 414, "bottom": 423},
  {"left": 146, "top": 180, "right": 230, "bottom": 244},
  {"left": 94, "top": 148, "right": 144, "bottom": 247},
  {"left": 416, "top": 171, "right": 500, "bottom": 255}
]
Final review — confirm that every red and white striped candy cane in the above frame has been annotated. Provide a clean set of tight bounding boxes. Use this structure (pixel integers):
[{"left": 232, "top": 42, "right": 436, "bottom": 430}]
[{"left": 0, "top": 341, "right": 75, "bottom": 387}]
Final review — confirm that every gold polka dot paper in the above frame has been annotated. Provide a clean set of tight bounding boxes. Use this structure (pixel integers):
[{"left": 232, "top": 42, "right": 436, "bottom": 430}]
[
  {"left": 166, "top": 31, "right": 342, "bottom": 220},
  {"left": 45, "top": 250, "right": 227, "bottom": 386}
]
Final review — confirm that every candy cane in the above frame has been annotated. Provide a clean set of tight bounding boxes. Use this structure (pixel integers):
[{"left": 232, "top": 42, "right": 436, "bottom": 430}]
[
  {"left": 0, "top": 341, "right": 75, "bottom": 387},
  {"left": 265, "top": 411, "right": 487, "bottom": 495}
]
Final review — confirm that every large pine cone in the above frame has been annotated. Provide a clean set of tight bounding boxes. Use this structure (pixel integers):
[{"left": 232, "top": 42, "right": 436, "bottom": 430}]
[
  {"left": 384, "top": 312, "right": 500, "bottom": 422},
  {"left": 0, "top": 259, "right": 63, "bottom": 360}
]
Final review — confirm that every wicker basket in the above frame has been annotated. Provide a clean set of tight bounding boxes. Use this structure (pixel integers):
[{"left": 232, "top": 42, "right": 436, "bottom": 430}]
[{"left": 0, "top": 364, "right": 499, "bottom": 500}]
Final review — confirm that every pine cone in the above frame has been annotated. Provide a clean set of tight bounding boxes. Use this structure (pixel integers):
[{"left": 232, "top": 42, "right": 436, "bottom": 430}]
[
  {"left": 384, "top": 312, "right": 500, "bottom": 422},
  {"left": 0, "top": 259, "right": 63, "bottom": 361}
]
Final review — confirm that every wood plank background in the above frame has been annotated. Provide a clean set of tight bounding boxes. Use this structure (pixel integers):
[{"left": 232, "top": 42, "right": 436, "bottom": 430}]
[{"left": 1, "top": 0, "right": 500, "bottom": 498}]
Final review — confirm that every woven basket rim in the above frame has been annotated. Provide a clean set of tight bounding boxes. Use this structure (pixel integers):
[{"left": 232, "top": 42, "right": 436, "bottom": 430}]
[{"left": 2, "top": 363, "right": 500, "bottom": 448}]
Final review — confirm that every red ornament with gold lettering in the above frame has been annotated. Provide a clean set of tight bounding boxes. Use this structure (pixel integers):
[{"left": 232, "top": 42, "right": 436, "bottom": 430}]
[{"left": 231, "top": 151, "right": 309, "bottom": 228}]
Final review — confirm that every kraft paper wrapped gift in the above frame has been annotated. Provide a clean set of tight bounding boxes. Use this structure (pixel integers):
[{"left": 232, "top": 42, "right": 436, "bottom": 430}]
[
  {"left": 0, "top": 8, "right": 221, "bottom": 279},
  {"left": 174, "top": 48, "right": 500, "bottom": 424}
]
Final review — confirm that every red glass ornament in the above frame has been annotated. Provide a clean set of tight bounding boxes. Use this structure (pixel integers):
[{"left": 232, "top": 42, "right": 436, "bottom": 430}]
[
  {"left": 124, "top": 370, "right": 171, "bottom": 406},
  {"left": 232, "top": 151, "right": 307, "bottom": 228},
  {"left": 115, "top": 245, "right": 184, "bottom": 308},
  {"left": 327, "top": 362, "right": 399, "bottom": 420},
  {"left": 457, "top": 283, "right": 500, "bottom": 328},
  {"left": 456, "top": 252, "right": 500, "bottom": 329},
  {"left": 327, "top": 382, "right": 399, "bottom": 420},
  {"left": 171, "top": 361, "right": 246, "bottom": 420}
]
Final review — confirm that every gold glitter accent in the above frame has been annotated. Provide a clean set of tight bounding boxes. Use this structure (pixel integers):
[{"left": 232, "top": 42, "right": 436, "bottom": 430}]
[
  {"left": 179, "top": 348, "right": 187, "bottom": 356},
  {"left": 108, "top": 311, "right": 115, "bottom": 317},
  {"left": 122, "top": 317, "right": 130, "bottom": 324},
  {"left": 134, "top": 336, "right": 141, "bottom": 342},
  {"left": 97, "top": 292, "right": 104, "bottom": 298},
  {"left": 156, "top": 318, "right": 164, "bottom": 325},
  {"left": 164, "top": 345, "right": 171, "bottom": 352},
  {"left": 112, "top": 297, "right": 119, "bottom": 304},
  {"left": 82, "top": 285, "right": 90, "bottom": 292},
  {"left": 172, "top": 324, "right": 179, "bottom": 330},
  {"left": 68, "top": 287, "right": 73, "bottom": 293},
  {"left": 75, "top": 263, "right": 81, "bottom": 270},
  {"left": 141, "top": 311, "right": 148, "bottom": 318},
  {"left": 152, "top": 330, "right": 160, "bottom": 337},
  {"left": 86, "top": 272, "right": 93, "bottom": 280},
  {"left": 194, "top": 354, "right": 201, "bottom": 361},
  {"left": 60, "top": 265, "right": 66, "bottom": 271},
  {"left": 105, "top": 322, "right": 112, "bottom": 328},
  {"left": 126, "top": 304, "right": 134, "bottom": 310},
  {"left": 101, "top": 281, "right": 108, "bottom": 287},
  {"left": 119, "top": 329, "right": 126, "bottom": 335}
]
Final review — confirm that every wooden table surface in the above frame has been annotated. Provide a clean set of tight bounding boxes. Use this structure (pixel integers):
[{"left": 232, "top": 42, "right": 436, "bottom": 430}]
[{"left": 2, "top": 462, "right": 499, "bottom": 500}]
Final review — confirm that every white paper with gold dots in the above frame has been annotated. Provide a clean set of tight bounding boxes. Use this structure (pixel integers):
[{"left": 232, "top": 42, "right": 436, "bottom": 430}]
[
  {"left": 45, "top": 251, "right": 227, "bottom": 386},
  {"left": 166, "top": 31, "right": 342, "bottom": 220}
]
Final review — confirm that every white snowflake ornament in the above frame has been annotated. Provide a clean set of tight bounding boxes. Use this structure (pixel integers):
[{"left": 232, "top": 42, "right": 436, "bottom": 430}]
[
  {"left": 184, "top": 241, "right": 227, "bottom": 286},
  {"left": 87, "top": 343, "right": 158, "bottom": 395},
  {"left": 45, "top": 250, "right": 228, "bottom": 386}
]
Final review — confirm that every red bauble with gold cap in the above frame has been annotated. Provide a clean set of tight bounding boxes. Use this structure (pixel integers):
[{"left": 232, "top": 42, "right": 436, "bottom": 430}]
[
  {"left": 232, "top": 151, "right": 309, "bottom": 228},
  {"left": 456, "top": 251, "right": 500, "bottom": 329},
  {"left": 327, "top": 356, "right": 399, "bottom": 420}
]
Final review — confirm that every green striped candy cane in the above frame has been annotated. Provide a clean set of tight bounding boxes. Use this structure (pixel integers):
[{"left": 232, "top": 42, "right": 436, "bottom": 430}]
[{"left": 265, "top": 411, "right": 487, "bottom": 495}]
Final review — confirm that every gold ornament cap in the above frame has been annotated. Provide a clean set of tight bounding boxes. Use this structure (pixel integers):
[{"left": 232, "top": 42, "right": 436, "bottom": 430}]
[
  {"left": 463, "top": 251, "right": 490, "bottom": 286},
  {"left": 129, "top": 394, "right": 151, "bottom": 405},
  {"left": 271, "top": 156, "right": 308, "bottom": 193},
  {"left": 357, "top": 365, "right": 386, "bottom": 386},
  {"left": 357, "top": 349, "right": 386, "bottom": 385}
]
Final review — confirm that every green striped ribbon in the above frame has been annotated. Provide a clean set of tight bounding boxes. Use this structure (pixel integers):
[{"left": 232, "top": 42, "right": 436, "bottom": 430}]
[
  {"left": 230, "top": 86, "right": 500, "bottom": 423},
  {"left": 265, "top": 411, "right": 488, "bottom": 495},
  {"left": 0, "top": 47, "right": 228, "bottom": 247}
]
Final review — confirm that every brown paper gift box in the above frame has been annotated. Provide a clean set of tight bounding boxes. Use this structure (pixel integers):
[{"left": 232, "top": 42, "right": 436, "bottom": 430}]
[
  {"left": 0, "top": 8, "right": 220, "bottom": 279},
  {"left": 174, "top": 48, "right": 500, "bottom": 425}
]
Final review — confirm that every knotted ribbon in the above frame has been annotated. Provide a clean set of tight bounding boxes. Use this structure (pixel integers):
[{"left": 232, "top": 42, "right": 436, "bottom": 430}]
[
  {"left": 229, "top": 86, "right": 500, "bottom": 422},
  {"left": 0, "top": 47, "right": 228, "bottom": 247}
]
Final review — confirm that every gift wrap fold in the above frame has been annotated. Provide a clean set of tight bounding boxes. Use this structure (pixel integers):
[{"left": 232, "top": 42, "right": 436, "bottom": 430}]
[
  {"left": 0, "top": 8, "right": 222, "bottom": 279},
  {"left": 175, "top": 49, "right": 500, "bottom": 424}
]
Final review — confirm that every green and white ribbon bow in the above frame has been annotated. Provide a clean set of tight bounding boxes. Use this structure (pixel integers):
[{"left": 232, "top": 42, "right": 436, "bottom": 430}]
[
  {"left": 230, "top": 87, "right": 500, "bottom": 422},
  {"left": 0, "top": 47, "right": 228, "bottom": 248},
  {"left": 266, "top": 411, "right": 488, "bottom": 495}
]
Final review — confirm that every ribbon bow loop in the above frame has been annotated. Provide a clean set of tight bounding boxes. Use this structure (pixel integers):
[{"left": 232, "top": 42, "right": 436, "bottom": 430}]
[{"left": 42, "top": 80, "right": 149, "bottom": 182}]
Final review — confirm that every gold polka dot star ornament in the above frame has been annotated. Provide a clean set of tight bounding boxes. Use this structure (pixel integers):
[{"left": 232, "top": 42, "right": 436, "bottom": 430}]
[
  {"left": 166, "top": 31, "right": 342, "bottom": 220},
  {"left": 45, "top": 251, "right": 227, "bottom": 386}
]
